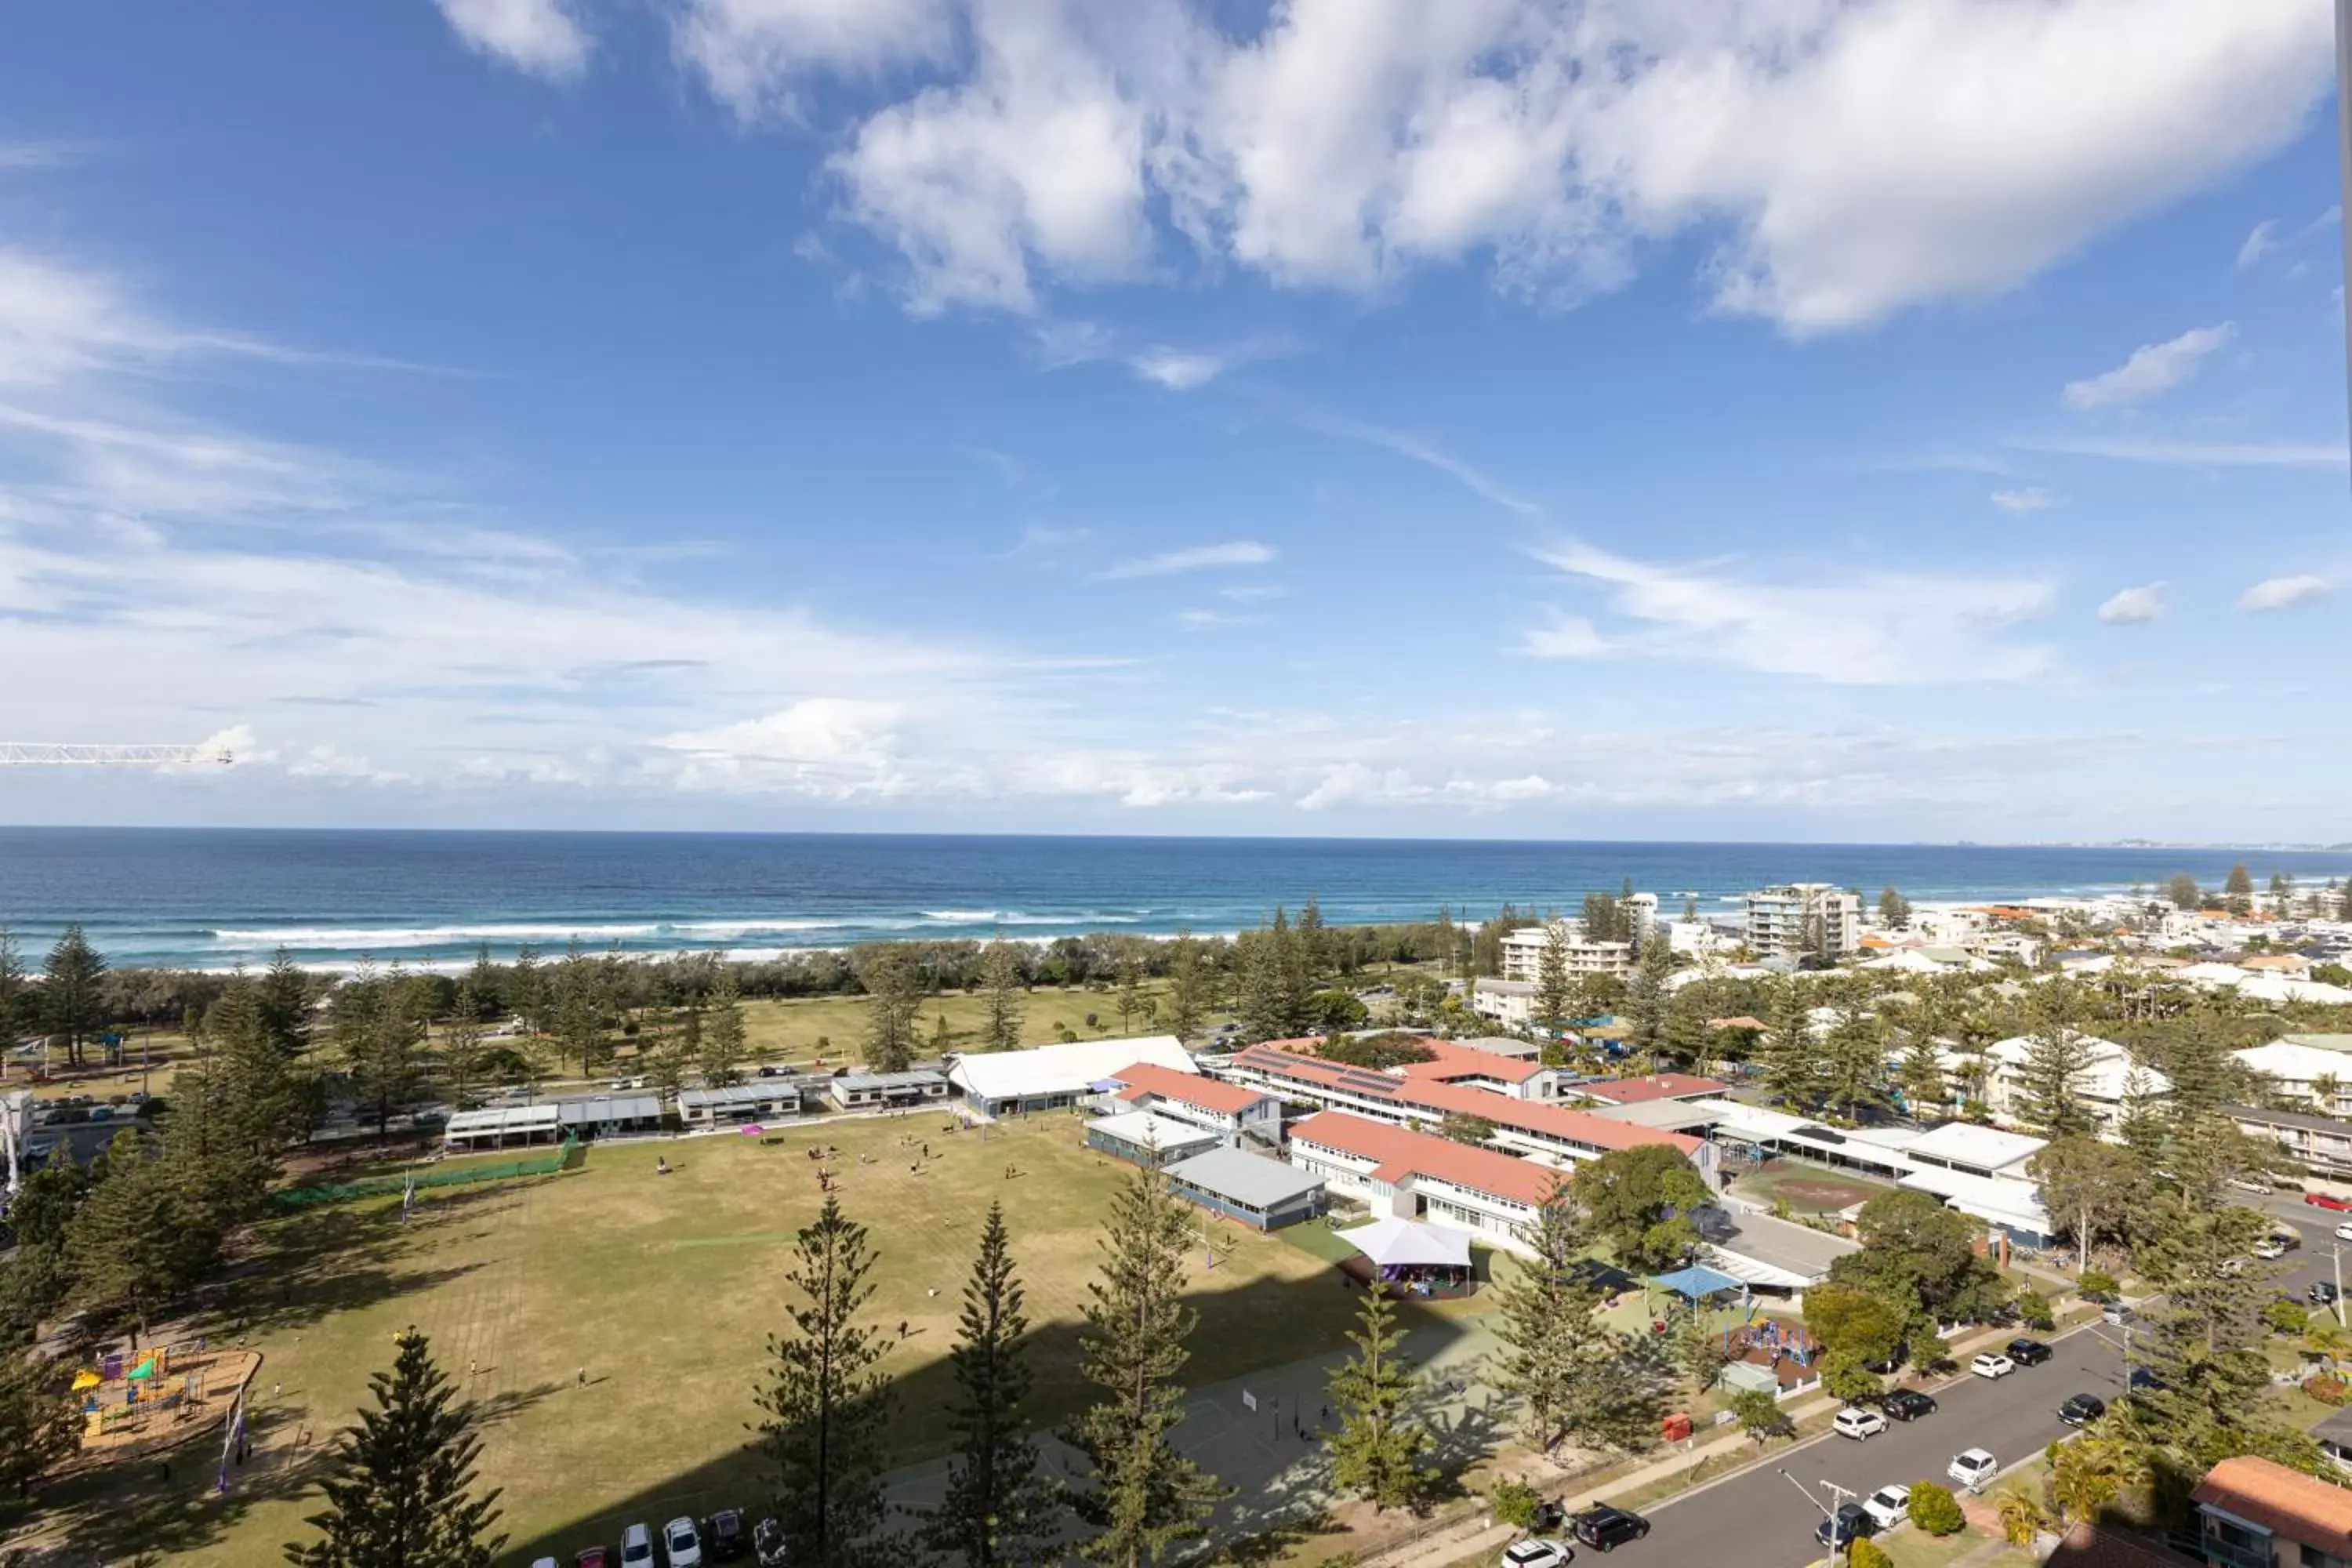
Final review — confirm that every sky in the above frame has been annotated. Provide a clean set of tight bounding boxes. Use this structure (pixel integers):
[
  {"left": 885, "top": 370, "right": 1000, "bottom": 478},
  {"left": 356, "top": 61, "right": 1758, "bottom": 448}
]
[{"left": 0, "top": 0, "right": 2345, "bottom": 844}]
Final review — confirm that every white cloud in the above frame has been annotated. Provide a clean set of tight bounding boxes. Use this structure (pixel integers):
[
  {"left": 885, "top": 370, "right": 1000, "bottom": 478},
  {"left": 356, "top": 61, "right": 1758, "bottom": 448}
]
[
  {"left": 2096, "top": 583, "right": 2165, "bottom": 624},
  {"left": 1099, "top": 539, "right": 1275, "bottom": 579},
  {"left": 673, "top": 0, "right": 957, "bottom": 122},
  {"left": 435, "top": 0, "right": 592, "bottom": 80},
  {"left": 2062, "top": 322, "right": 2236, "bottom": 410},
  {"left": 1289, "top": 404, "right": 1540, "bottom": 515},
  {"left": 1989, "top": 486, "right": 2056, "bottom": 513},
  {"left": 2010, "top": 435, "right": 2349, "bottom": 468},
  {"left": 1517, "top": 609, "right": 1611, "bottom": 660},
  {"left": 2237, "top": 218, "right": 2281, "bottom": 270},
  {"left": 778, "top": 0, "right": 2328, "bottom": 333},
  {"left": 1127, "top": 348, "right": 1227, "bottom": 391},
  {"left": 2237, "top": 574, "right": 2331, "bottom": 612},
  {"left": 1531, "top": 539, "right": 2056, "bottom": 684}
]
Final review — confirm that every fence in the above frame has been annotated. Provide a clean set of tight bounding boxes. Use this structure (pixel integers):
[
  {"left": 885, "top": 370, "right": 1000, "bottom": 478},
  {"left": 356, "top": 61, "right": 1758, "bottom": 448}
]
[{"left": 274, "top": 1134, "right": 579, "bottom": 1210}]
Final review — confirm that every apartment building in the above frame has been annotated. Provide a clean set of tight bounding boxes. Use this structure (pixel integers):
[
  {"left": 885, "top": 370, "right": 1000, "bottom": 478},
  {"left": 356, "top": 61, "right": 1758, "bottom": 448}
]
[
  {"left": 1742, "top": 883, "right": 1864, "bottom": 957},
  {"left": 1498, "top": 920, "right": 1634, "bottom": 982}
]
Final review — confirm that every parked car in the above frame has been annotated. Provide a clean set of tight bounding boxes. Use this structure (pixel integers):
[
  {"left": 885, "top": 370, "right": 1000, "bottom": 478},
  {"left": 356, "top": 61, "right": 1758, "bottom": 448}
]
[
  {"left": 2007, "top": 1337, "right": 2053, "bottom": 1365},
  {"left": 2255, "top": 1232, "right": 2300, "bottom": 1260},
  {"left": 1570, "top": 1505, "right": 1650, "bottom": 1552},
  {"left": 2305, "top": 1192, "right": 2352, "bottom": 1210},
  {"left": 2312, "top": 1282, "right": 2341, "bottom": 1306},
  {"left": 620, "top": 1525, "right": 655, "bottom": 1568},
  {"left": 533, "top": 1558, "right": 560, "bottom": 1568},
  {"left": 707, "top": 1510, "right": 746, "bottom": 1561},
  {"left": 1834, "top": 1406, "right": 1889, "bottom": 1441},
  {"left": 1861, "top": 1345, "right": 1907, "bottom": 1376},
  {"left": 2102, "top": 1304, "right": 2136, "bottom": 1327},
  {"left": 1814, "top": 1503, "right": 1878, "bottom": 1550},
  {"left": 2336, "top": 1219, "right": 2352, "bottom": 1241},
  {"left": 1861, "top": 1485, "right": 1912, "bottom": 1532},
  {"left": 575, "top": 1551, "right": 609, "bottom": 1568},
  {"left": 752, "top": 1518, "right": 786, "bottom": 1568},
  {"left": 2128, "top": 1366, "right": 2165, "bottom": 1392},
  {"left": 1949, "top": 1448, "right": 1999, "bottom": 1493},
  {"left": 1500, "top": 1540, "right": 1572, "bottom": 1568},
  {"left": 662, "top": 1516, "right": 703, "bottom": 1568},
  {"left": 2058, "top": 1393, "right": 2107, "bottom": 1425},
  {"left": 1969, "top": 1353, "right": 2016, "bottom": 1379},
  {"left": 1880, "top": 1388, "right": 1937, "bottom": 1421}
]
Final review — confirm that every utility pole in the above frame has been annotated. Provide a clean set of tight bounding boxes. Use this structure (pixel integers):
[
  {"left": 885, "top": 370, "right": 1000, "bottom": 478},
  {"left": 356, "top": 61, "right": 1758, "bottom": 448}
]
[
  {"left": 1778, "top": 1468, "right": 1856, "bottom": 1568},
  {"left": 2334, "top": 1242, "right": 2345, "bottom": 1330}
]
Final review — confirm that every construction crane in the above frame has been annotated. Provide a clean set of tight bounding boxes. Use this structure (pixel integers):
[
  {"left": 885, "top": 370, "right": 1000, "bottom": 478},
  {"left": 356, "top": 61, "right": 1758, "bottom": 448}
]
[{"left": 0, "top": 742, "right": 235, "bottom": 767}]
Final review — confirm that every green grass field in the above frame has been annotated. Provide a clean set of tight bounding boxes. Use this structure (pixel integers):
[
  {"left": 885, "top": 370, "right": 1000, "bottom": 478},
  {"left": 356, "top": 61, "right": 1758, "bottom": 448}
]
[{"left": 31, "top": 1109, "right": 1450, "bottom": 1567}]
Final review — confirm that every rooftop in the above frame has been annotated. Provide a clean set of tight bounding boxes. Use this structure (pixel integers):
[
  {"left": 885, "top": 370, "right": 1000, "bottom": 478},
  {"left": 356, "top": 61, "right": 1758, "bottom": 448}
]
[
  {"left": 1163, "top": 1146, "right": 1326, "bottom": 1210},
  {"left": 1573, "top": 1072, "right": 1726, "bottom": 1105},
  {"left": 1289, "top": 1109, "right": 1563, "bottom": 1207},
  {"left": 949, "top": 1036, "right": 1192, "bottom": 1102},
  {"left": 2193, "top": 1456, "right": 2352, "bottom": 1558},
  {"left": 1087, "top": 1109, "right": 1221, "bottom": 1153},
  {"left": 1900, "top": 1120, "right": 2047, "bottom": 1173},
  {"left": 2226, "top": 1103, "right": 2352, "bottom": 1136},
  {"left": 1112, "top": 1060, "right": 1276, "bottom": 1114}
]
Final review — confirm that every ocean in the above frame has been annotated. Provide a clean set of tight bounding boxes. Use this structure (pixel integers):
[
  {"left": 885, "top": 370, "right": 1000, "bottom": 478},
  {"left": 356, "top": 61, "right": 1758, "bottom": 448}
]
[{"left": 1, "top": 828, "right": 2347, "bottom": 972}]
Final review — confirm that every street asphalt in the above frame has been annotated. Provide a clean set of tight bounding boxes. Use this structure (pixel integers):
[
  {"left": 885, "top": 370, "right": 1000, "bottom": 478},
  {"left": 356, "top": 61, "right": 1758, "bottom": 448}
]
[{"left": 1617, "top": 1321, "right": 2125, "bottom": 1566}]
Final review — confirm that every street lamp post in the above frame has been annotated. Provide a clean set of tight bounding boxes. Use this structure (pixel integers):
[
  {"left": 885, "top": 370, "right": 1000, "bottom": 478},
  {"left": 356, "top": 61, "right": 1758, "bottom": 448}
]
[{"left": 1778, "top": 1467, "right": 1857, "bottom": 1568}]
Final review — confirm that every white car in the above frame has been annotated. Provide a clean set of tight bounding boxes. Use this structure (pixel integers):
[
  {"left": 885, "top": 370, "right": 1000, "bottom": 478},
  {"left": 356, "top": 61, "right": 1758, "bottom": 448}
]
[
  {"left": 663, "top": 1516, "right": 704, "bottom": 1568},
  {"left": 1969, "top": 1352, "right": 2016, "bottom": 1379},
  {"left": 1501, "top": 1541, "right": 1571, "bottom": 1568},
  {"left": 2255, "top": 1234, "right": 2296, "bottom": 1260},
  {"left": 620, "top": 1524, "right": 655, "bottom": 1567},
  {"left": 1833, "top": 1406, "right": 1889, "bottom": 1440},
  {"left": 2334, "top": 1219, "right": 2352, "bottom": 1242},
  {"left": 1949, "top": 1448, "right": 1998, "bottom": 1493},
  {"left": 1861, "top": 1484, "right": 1912, "bottom": 1531}
]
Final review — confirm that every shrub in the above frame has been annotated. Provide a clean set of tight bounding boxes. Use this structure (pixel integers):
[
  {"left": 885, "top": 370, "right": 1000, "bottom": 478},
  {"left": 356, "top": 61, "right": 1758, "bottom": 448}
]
[
  {"left": 2267, "top": 1298, "right": 2313, "bottom": 1336},
  {"left": 2078, "top": 1269, "right": 2120, "bottom": 1299},
  {"left": 1729, "top": 1386, "right": 1790, "bottom": 1442},
  {"left": 1845, "top": 1539, "right": 1892, "bottom": 1568},
  {"left": 1907, "top": 1482, "right": 1966, "bottom": 1536},
  {"left": 1489, "top": 1479, "right": 1542, "bottom": 1530},
  {"left": 2016, "top": 1288, "right": 2056, "bottom": 1331},
  {"left": 2306, "top": 1372, "right": 2350, "bottom": 1406}
]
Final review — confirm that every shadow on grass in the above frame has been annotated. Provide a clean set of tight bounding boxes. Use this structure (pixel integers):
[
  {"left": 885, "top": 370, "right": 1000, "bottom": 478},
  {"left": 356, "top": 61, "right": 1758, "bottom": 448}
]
[{"left": 493, "top": 1269, "right": 1476, "bottom": 1568}]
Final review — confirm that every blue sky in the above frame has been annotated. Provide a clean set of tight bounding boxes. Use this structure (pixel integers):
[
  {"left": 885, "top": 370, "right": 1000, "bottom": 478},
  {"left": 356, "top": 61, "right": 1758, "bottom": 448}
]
[{"left": 0, "top": 0, "right": 2344, "bottom": 842}]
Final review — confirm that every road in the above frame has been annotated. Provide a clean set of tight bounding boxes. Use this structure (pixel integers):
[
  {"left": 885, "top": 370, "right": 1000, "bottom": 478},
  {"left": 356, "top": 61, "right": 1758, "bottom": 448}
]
[
  {"left": 1625, "top": 1327, "right": 2125, "bottom": 1566},
  {"left": 2256, "top": 1192, "right": 2352, "bottom": 1315}
]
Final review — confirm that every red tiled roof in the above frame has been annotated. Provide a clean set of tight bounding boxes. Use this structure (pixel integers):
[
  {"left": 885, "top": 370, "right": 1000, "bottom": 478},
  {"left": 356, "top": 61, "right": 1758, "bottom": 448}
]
[
  {"left": 1397, "top": 1080, "right": 1703, "bottom": 1155},
  {"left": 1110, "top": 1061, "right": 1271, "bottom": 1116},
  {"left": 1290, "top": 1110, "right": 1563, "bottom": 1207},
  {"left": 1574, "top": 1073, "right": 1726, "bottom": 1105},
  {"left": 1395, "top": 1040, "right": 1547, "bottom": 1086},
  {"left": 2194, "top": 1457, "right": 2352, "bottom": 1557},
  {"left": 1232, "top": 1044, "right": 1404, "bottom": 1100}
]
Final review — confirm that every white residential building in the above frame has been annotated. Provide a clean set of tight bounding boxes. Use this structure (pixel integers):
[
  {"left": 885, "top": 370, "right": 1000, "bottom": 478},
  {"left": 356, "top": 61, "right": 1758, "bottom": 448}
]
[
  {"left": 1742, "top": 884, "right": 1863, "bottom": 957},
  {"left": 1977, "top": 1032, "right": 2170, "bottom": 1133},
  {"left": 1498, "top": 921, "right": 1633, "bottom": 983},
  {"left": 2234, "top": 1040, "right": 2352, "bottom": 1119}
]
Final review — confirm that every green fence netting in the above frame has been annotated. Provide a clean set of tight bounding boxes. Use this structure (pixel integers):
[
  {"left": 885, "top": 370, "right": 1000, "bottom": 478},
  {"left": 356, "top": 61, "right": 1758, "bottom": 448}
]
[{"left": 274, "top": 1134, "right": 580, "bottom": 1210}]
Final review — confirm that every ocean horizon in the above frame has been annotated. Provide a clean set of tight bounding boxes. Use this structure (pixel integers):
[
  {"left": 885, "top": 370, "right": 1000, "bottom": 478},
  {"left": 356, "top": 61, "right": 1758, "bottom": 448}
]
[{"left": 3, "top": 826, "right": 2348, "bottom": 973}]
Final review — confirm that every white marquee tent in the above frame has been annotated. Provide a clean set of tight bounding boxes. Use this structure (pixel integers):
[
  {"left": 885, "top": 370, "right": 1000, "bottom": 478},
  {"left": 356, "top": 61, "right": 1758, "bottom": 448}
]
[{"left": 1339, "top": 1216, "right": 1472, "bottom": 1271}]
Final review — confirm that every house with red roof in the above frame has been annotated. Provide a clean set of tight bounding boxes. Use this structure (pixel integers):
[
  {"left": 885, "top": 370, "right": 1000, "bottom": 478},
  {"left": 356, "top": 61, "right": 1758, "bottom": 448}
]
[
  {"left": 1573, "top": 1073, "right": 1728, "bottom": 1107},
  {"left": 1286, "top": 1109, "right": 1563, "bottom": 1253},
  {"left": 1102, "top": 1060, "right": 1282, "bottom": 1144}
]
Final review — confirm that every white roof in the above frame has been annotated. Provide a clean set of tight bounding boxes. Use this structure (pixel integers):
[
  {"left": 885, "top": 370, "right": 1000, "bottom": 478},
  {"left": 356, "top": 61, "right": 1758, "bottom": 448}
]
[
  {"left": 1900, "top": 1121, "right": 2045, "bottom": 1174},
  {"left": 1897, "top": 1164, "right": 2051, "bottom": 1235},
  {"left": 2235, "top": 1040, "right": 2352, "bottom": 1083},
  {"left": 444, "top": 1104, "right": 560, "bottom": 1137},
  {"left": 2238, "top": 976, "right": 2352, "bottom": 1006},
  {"left": 949, "top": 1035, "right": 1192, "bottom": 1103},
  {"left": 1086, "top": 1109, "right": 1220, "bottom": 1153},
  {"left": 1340, "top": 1216, "right": 1473, "bottom": 1270}
]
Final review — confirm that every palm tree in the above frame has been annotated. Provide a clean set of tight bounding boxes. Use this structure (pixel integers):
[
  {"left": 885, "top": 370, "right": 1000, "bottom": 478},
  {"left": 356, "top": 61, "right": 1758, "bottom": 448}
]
[
  {"left": 1994, "top": 1488, "right": 2049, "bottom": 1547},
  {"left": 2049, "top": 1436, "right": 2142, "bottom": 1527},
  {"left": 2314, "top": 1074, "right": 2346, "bottom": 1116}
]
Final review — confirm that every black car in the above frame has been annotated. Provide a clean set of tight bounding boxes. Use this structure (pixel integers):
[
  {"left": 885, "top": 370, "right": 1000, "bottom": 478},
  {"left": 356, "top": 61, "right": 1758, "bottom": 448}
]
[
  {"left": 2313, "top": 1282, "right": 2342, "bottom": 1306},
  {"left": 2006, "top": 1338, "right": 2053, "bottom": 1367},
  {"left": 1570, "top": 1505, "right": 1650, "bottom": 1552},
  {"left": 1815, "top": 1504, "right": 1878, "bottom": 1549},
  {"left": 753, "top": 1517, "right": 786, "bottom": 1568},
  {"left": 2129, "top": 1366, "right": 2165, "bottom": 1392},
  {"left": 1862, "top": 1345, "right": 1907, "bottom": 1376},
  {"left": 2057, "top": 1393, "right": 2107, "bottom": 1426},
  {"left": 1881, "top": 1388, "right": 1938, "bottom": 1421},
  {"left": 708, "top": 1509, "right": 746, "bottom": 1561}
]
